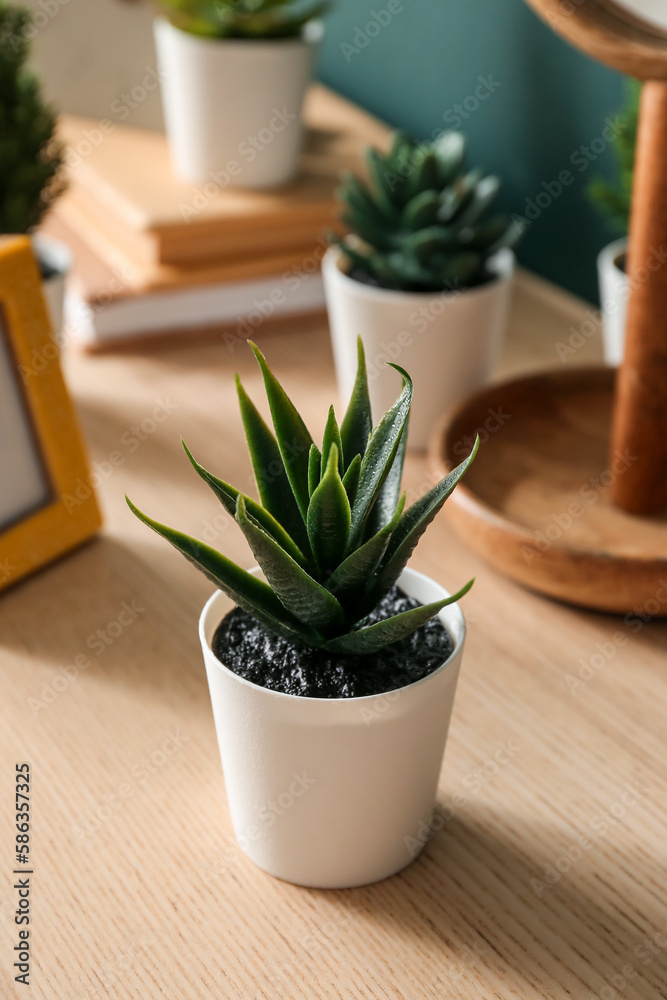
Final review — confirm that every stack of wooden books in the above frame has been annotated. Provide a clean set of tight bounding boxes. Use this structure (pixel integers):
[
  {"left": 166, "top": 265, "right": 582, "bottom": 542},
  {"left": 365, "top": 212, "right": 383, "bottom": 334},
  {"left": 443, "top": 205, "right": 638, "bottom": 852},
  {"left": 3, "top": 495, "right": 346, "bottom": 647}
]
[{"left": 47, "top": 86, "right": 390, "bottom": 350}]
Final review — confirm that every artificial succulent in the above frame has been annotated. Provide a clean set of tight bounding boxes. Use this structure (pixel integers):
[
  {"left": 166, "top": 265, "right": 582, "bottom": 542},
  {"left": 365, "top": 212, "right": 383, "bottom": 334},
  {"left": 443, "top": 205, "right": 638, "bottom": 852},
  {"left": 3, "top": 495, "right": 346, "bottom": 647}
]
[
  {"left": 127, "top": 340, "right": 476, "bottom": 655},
  {"left": 336, "top": 130, "right": 524, "bottom": 292},
  {"left": 155, "top": 0, "right": 327, "bottom": 38}
]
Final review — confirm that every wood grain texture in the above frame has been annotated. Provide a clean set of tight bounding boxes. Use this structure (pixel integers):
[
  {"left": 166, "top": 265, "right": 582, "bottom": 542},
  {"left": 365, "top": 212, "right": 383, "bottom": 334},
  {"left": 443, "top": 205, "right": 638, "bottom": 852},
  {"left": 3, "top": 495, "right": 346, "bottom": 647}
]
[
  {"left": 523, "top": 0, "right": 667, "bottom": 78},
  {"left": 1, "top": 280, "right": 666, "bottom": 999},
  {"left": 610, "top": 79, "right": 667, "bottom": 513},
  {"left": 429, "top": 365, "right": 667, "bottom": 613},
  {"left": 523, "top": 2, "right": 667, "bottom": 515},
  {"left": 53, "top": 188, "right": 334, "bottom": 294},
  {"left": 47, "top": 198, "right": 328, "bottom": 297}
]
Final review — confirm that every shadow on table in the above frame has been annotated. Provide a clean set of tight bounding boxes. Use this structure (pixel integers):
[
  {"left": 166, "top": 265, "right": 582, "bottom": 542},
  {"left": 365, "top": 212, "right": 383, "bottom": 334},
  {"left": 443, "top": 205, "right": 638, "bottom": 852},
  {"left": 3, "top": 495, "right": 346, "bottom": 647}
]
[
  {"left": 309, "top": 811, "right": 665, "bottom": 999},
  {"left": 3, "top": 511, "right": 666, "bottom": 998},
  {"left": 0, "top": 534, "right": 215, "bottom": 708}
]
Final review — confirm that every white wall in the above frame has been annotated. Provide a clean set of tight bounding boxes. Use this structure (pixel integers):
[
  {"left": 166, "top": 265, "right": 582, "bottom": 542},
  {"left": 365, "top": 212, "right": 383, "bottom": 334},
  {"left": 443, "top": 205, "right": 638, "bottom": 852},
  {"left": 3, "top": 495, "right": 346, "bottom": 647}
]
[{"left": 25, "top": 0, "right": 164, "bottom": 130}]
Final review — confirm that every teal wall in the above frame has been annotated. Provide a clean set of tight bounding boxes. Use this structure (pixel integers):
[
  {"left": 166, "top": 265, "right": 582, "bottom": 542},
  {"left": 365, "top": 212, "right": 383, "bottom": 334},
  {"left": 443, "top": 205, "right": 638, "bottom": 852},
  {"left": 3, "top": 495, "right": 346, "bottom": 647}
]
[{"left": 317, "top": 0, "right": 627, "bottom": 303}]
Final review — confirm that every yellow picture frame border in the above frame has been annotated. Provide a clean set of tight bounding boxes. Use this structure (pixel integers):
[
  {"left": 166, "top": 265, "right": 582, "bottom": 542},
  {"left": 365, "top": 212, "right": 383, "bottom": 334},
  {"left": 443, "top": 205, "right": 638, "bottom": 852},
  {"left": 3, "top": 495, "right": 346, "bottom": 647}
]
[{"left": 0, "top": 235, "right": 102, "bottom": 592}]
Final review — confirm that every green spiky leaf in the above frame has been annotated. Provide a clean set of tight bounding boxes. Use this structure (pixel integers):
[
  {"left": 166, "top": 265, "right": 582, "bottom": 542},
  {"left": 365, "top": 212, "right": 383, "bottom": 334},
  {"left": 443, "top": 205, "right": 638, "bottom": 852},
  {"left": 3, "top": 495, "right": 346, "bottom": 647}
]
[
  {"left": 129, "top": 343, "right": 476, "bottom": 657},
  {"left": 338, "top": 171, "right": 395, "bottom": 230},
  {"left": 339, "top": 337, "right": 373, "bottom": 468},
  {"left": 308, "top": 443, "right": 321, "bottom": 497},
  {"left": 404, "top": 149, "right": 439, "bottom": 203},
  {"left": 340, "top": 211, "right": 395, "bottom": 251},
  {"left": 323, "top": 580, "right": 474, "bottom": 654},
  {"left": 235, "top": 374, "right": 309, "bottom": 553},
  {"left": 433, "top": 131, "right": 466, "bottom": 185},
  {"left": 327, "top": 494, "right": 404, "bottom": 598},
  {"left": 236, "top": 495, "right": 344, "bottom": 631},
  {"left": 182, "top": 440, "right": 308, "bottom": 569},
  {"left": 336, "top": 130, "right": 521, "bottom": 292},
  {"left": 307, "top": 445, "right": 351, "bottom": 576},
  {"left": 401, "top": 190, "right": 442, "bottom": 230},
  {"left": 349, "top": 364, "right": 412, "bottom": 547},
  {"left": 125, "top": 496, "right": 313, "bottom": 643},
  {"left": 321, "top": 405, "right": 344, "bottom": 476},
  {"left": 378, "top": 439, "right": 479, "bottom": 590},
  {"left": 455, "top": 175, "right": 500, "bottom": 229},
  {"left": 249, "top": 341, "right": 314, "bottom": 520},
  {"left": 342, "top": 453, "right": 361, "bottom": 506},
  {"left": 364, "top": 422, "right": 407, "bottom": 540},
  {"left": 365, "top": 146, "right": 402, "bottom": 218}
]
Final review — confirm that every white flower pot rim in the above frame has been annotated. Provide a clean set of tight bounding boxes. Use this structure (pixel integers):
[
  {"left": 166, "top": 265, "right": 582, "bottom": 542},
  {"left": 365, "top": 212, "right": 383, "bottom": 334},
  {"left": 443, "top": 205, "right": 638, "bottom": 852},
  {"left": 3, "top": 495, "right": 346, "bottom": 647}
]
[
  {"left": 157, "top": 15, "right": 323, "bottom": 48},
  {"left": 323, "top": 243, "right": 513, "bottom": 303},
  {"left": 199, "top": 566, "right": 466, "bottom": 706},
  {"left": 597, "top": 237, "right": 628, "bottom": 273}
]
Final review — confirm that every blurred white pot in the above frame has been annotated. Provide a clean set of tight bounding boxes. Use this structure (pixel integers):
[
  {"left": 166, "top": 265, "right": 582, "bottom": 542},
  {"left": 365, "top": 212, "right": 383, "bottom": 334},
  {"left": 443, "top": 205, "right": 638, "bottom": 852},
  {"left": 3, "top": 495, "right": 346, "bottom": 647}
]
[
  {"left": 323, "top": 245, "right": 514, "bottom": 451},
  {"left": 597, "top": 238, "right": 628, "bottom": 366},
  {"left": 32, "top": 233, "right": 72, "bottom": 337},
  {"left": 199, "top": 566, "right": 466, "bottom": 889},
  {"left": 154, "top": 17, "right": 321, "bottom": 186}
]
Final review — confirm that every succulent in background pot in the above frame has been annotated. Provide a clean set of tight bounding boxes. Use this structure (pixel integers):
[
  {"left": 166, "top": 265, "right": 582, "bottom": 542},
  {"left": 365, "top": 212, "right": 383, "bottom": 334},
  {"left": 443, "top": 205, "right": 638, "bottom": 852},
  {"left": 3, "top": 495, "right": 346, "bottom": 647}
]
[
  {"left": 0, "top": 1, "right": 69, "bottom": 334},
  {"left": 153, "top": 0, "right": 327, "bottom": 186},
  {"left": 588, "top": 79, "right": 638, "bottom": 365},
  {"left": 127, "top": 339, "right": 477, "bottom": 887},
  {"left": 323, "top": 130, "right": 524, "bottom": 450}
]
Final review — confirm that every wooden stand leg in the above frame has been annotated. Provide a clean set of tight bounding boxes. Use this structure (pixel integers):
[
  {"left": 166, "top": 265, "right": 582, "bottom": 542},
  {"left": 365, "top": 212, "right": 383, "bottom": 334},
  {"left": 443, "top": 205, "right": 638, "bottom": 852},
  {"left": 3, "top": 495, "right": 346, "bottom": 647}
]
[{"left": 610, "top": 80, "right": 667, "bottom": 515}]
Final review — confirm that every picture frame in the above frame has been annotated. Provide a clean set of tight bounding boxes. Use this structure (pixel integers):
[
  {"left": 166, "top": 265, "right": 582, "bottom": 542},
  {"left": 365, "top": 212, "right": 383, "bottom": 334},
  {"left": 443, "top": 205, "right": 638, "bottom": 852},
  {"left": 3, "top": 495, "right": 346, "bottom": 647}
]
[{"left": 0, "top": 235, "right": 102, "bottom": 592}]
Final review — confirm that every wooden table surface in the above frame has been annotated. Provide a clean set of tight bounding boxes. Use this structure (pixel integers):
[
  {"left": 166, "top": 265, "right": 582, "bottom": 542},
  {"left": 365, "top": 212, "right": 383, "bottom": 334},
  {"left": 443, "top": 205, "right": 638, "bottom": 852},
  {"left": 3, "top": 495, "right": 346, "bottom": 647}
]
[{"left": 1, "top": 275, "right": 666, "bottom": 1000}]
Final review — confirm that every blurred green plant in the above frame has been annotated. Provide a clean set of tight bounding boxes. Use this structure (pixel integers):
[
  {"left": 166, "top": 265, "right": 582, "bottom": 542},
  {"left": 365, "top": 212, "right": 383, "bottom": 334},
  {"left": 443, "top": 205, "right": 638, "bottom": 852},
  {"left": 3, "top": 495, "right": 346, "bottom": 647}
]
[
  {"left": 335, "top": 130, "right": 524, "bottom": 293},
  {"left": 587, "top": 78, "right": 640, "bottom": 236},
  {"left": 155, "top": 0, "right": 328, "bottom": 38},
  {"left": 127, "top": 339, "right": 476, "bottom": 654},
  {"left": 0, "top": 1, "right": 64, "bottom": 233}
]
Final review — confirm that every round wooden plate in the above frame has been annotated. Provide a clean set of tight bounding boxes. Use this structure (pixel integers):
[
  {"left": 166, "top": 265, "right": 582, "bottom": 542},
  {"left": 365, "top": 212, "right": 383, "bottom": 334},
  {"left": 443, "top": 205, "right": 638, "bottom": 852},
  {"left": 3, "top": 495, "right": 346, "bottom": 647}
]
[{"left": 428, "top": 366, "right": 667, "bottom": 614}]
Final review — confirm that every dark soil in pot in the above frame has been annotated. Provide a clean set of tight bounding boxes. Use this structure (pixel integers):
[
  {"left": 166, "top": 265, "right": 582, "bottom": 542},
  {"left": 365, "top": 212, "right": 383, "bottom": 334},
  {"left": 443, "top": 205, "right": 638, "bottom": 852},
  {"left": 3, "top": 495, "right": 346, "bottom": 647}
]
[
  {"left": 613, "top": 252, "right": 627, "bottom": 275},
  {"left": 212, "top": 585, "right": 454, "bottom": 699}
]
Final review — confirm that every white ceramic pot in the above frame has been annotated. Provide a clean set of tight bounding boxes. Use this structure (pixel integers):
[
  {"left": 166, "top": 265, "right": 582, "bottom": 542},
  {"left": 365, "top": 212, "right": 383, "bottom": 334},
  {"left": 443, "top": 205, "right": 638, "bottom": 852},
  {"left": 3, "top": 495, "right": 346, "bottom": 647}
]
[
  {"left": 199, "top": 566, "right": 466, "bottom": 889},
  {"left": 323, "top": 245, "right": 514, "bottom": 451},
  {"left": 597, "top": 238, "right": 628, "bottom": 366},
  {"left": 31, "top": 233, "right": 72, "bottom": 337},
  {"left": 154, "top": 17, "right": 321, "bottom": 186}
]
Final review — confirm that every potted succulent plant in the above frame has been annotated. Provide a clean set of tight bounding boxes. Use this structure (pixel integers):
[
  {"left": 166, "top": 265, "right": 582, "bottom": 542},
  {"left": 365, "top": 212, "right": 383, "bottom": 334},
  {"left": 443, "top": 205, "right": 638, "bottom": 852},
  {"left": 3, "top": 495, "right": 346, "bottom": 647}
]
[
  {"left": 0, "top": 1, "right": 69, "bottom": 333},
  {"left": 588, "top": 79, "right": 639, "bottom": 365},
  {"left": 323, "top": 130, "right": 524, "bottom": 451},
  {"left": 127, "top": 339, "right": 477, "bottom": 888},
  {"left": 153, "top": 0, "right": 327, "bottom": 186}
]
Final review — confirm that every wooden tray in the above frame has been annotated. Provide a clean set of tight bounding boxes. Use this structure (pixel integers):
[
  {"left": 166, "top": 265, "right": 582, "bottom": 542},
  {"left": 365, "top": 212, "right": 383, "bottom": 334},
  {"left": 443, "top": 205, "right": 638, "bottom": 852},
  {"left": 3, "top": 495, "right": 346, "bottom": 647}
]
[{"left": 428, "top": 365, "right": 667, "bottom": 614}]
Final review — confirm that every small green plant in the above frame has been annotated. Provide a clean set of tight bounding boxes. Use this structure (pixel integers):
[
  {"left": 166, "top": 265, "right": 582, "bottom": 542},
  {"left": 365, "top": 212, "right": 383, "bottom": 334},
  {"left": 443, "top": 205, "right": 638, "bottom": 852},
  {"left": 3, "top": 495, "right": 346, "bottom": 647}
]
[
  {"left": 587, "top": 78, "right": 640, "bottom": 236},
  {"left": 127, "top": 340, "right": 476, "bottom": 655},
  {"left": 335, "top": 130, "right": 524, "bottom": 293},
  {"left": 0, "top": 1, "right": 64, "bottom": 234},
  {"left": 155, "top": 0, "right": 328, "bottom": 38}
]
